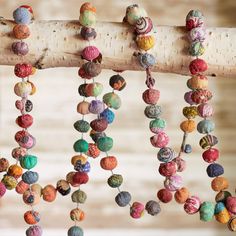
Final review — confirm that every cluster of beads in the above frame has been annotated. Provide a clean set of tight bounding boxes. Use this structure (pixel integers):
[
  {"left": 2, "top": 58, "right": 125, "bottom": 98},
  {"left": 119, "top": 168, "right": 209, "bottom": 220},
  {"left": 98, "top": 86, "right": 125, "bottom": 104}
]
[
  {"left": 186, "top": 10, "right": 236, "bottom": 231},
  {"left": 10, "top": 5, "right": 43, "bottom": 236}
]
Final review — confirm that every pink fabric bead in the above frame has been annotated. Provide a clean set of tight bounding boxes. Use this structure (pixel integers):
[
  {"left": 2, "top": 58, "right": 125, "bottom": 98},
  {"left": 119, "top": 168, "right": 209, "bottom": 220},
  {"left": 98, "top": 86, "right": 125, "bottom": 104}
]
[
  {"left": 16, "top": 180, "right": 29, "bottom": 194},
  {"left": 26, "top": 225, "right": 43, "bottom": 236},
  {"left": 158, "top": 161, "right": 177, "bottom": 177},
  {"left": 130, "top": 202, "right": 145, "bottom": 219},
  {"left": 184, "top": 196, "right": 201, "bottom": 214},
  {"left": 184, "top": 91, "right": 195, "bottom": 105},
  {"left": 189, "top": 58, "right": 208, "bottom": 75},
  {"left": 188, "top": 27, "right": 206, "bottom": 42},
  {"left": 202, "top": 148, "right": 219, "bottom": 163},
  {"left": 150, "top": 132, "right": 169, "bottom": 148},
  {"left": 12, "top": 147, "right": 27, "bottom": 160},
  {"left": 173, "top": 157, "right": 186, "bottom": 172},
  {"left": 81, "top": 46, "right": 100, "bottom": 61},
  {"left": 142, "top": 88, "right": 160, "bottom": 105},
  {"left": 186, "top": 17, "right": 204, "bottom": 31},
  {"left": 0, "top": 182, "right": 6, "bottom": 198},
  {"left": 191, "top": 89, "right": 212, "bottom": 104},
  {"left": 164, "top": 174, "right": 183, "bottom": 191},
  {"left": 198, "top": 103, "right": 213, "bottom": 118},
  {"left": 226, "top": 197, "right": 236, "bottom": 214}
]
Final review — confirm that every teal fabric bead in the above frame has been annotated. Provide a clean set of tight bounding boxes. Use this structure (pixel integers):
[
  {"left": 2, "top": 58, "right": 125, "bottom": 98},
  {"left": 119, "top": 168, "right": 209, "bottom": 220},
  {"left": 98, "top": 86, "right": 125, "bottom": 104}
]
[
  {"left": 97, "top": 137, "right": 113, "bottom": 152},
  {"left": 189, "top": 41, "right": 205, "bottom": 56},
  {"left": 73, "top": 139, "right": 89, "bottom": 153},
  {"left": 144, "top": 105, "right": 162, "bottom": 119},
  {"left": 197, "top": 120, "right": 215, "bottom": 134},
  {"left": 22, "top": 171, "right": 39, "bottom": 184},
  {"left": 215, "top": 202, "right": 225, "bottom": 214},
  {"left": 149, "top": 118, "right": 166, "bottom": 133},
  {"left": 20, "top": 154, "right": 37, "bottom": 169},
  {"left": 71, "top": 190, "right": 87, "bottom": 204},
  {"left": 107, "top": 174, "right": 123, "bottom": 188},
  {"left": 73, "top": 120, "right": 90, "bottom": 133},
  {"left": 200, "top": 201, "right": 215, "bottom": 222},
  {"left": 103, "top": 92, "right": 121, "bottom": 110},
  {"left": 186, "top": 10, "right": 204, "bottom": 20},
  {"left": 68, "top": 226, "right": 84, "bottom": 236}
]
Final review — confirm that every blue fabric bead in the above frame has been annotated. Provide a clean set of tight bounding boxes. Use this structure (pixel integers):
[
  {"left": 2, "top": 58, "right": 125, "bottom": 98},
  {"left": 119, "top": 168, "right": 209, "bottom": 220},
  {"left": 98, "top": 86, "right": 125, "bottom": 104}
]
[
  {"left": 100, "top": 108, "right": 115, "bottom": 124},
  {"left": 184, "top": 144, "right": 192, "bottom": 153},
  {"left": 214, "top": 202, "right": 225, "bottom": 214},
  {"left": 138, "top": 53, "right": 156, "bottom": 68},
  {"left": 115, "top": 191, "right": 131, "bottom": 207},
  {"left": 13, "top": 7, "right": 31, "bottom": 24},
  {"left": 68, "top": 226, "right": 84, "bottom": 236},
  {"left": 206, "top": 163, "right": 224, "bottom": 178},
  {"left": 74, "top": 161, "right": 91, "bottom": 173},
  {"left": 197, "top": 120, "right": 215, "bottom": 134},
  {"left": 22, "top": 171, "right": 39, "bottom": 184}
]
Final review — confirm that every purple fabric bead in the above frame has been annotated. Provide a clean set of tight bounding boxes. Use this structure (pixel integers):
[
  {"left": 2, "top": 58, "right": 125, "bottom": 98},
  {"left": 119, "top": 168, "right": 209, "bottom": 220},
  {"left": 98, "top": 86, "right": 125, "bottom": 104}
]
[
  {"left": 26, "top": 225, "right": 43, "bottom": 236},
  {"left": 184, "top": 91, "right": 196, "bottom": 105},
  {"left": 189, "top": 27, "right": 206, "bottom": 42},
  {"left": 88, "top": 100, "right": 105, "bottom": 114},
  {"left": 12, "top": 42, "right": 29, "bottom": 56},
  {"left": 13, "top": 7, "right": 31, "bottom": 24}
]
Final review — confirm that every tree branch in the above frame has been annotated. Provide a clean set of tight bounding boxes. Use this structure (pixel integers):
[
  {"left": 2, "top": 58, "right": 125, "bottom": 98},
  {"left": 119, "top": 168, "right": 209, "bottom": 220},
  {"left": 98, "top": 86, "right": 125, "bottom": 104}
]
[{"left": 0, "top": 19, "right": 235, "bottom": 78}]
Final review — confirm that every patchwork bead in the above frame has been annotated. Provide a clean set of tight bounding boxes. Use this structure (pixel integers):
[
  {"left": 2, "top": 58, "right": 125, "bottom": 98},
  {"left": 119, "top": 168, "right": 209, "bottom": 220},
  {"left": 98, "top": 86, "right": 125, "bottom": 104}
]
[
  {"left": 150, "top": 132, "right": 169, "bottom": 148},
  {"left": 79, "top": 10, "right": 96, "bottom": 27},
  {"left": 226, "top": 197, "right": 236, "bottom": 214},
  {"left": 187, "top": 74, "right": 208, "bottom": 90},
  {"left": 88, "top": 100, "right": 105, "bottom": 114},
  {"left": 13, "top": 7, "right": 31, "bottom": 24},
  {"left": 0, "top": 182, "right": 6, "bottom": 198},
  {"left": 56, "top": 180, "right": 71, "bottom": 196},
  {"left": 15, "top": 180, "right": 29, "bottom": 194},
  {"left": 215, "top": 191, "right": 231, "bottom": 203},
  {"left": 184, "top": 144, "right": 192, "bottom": 154},
  {"left": 228, "top": 217, "right": 236, "bottom": 232},
  {"left": 73, "top": 139, "right": 89, "bottom": 153},
  {"left": 72, "top": 172, "right": 89, "bottom": 185},
  {"left": 90, "top": 118, "right": 108, "bottom": 132},
  {"left": 182, "top": 106, "right": 198, "bottom": 119},
  {"left": 173, "top": 157, "right": 186, "bottom": 172},
  {"left": 125, "top": 4, "right": 148, "bottom": 25},
  {"left": 149, "top": 118, "right": 166, "bottom": 133},
  {"left": 2, "top": 175, "right": 17, "bottom": 190},
  {"left": 80, "top": 2, "right": 96, "bottom": 13},
  {"left": 109, "top": 74, "right": 126, "bottom": 91},
  {"left": 81, "top": 62, "right": 101, "bottom": 77},
  {"left": 191, "top": 89, "right": 212, "bottom": 104},
  {"left": 77, "top": 101, "right": 90, "bottom": 115},
  {"left": 74, "top": 120, "right": 90, "bottom": 133},
  {"left": 211, "top": 177, "right": 229, "bottom": 192},
  {"left": 164, "top": 174, "right": 183, "bottom": 191},
  {"left": 189, "top": 41, "right": 205, "bottom": 56},
  {"left": 70, "top": 208, "right": 85, "bottom": 222},
  {"left": 202, "top": 148, "right": 219, "bottom": 163},
  {"left": 199, "top": 135, "right": 218, "bottom": 149},
  {"left": 74, "top": 160, "right": 91, "bottom": 173},
  {"left": 86, "top": 143, "right": 100, "bottom": 158},
  {"left": 189, "top": 27, "right": 206, "bottom": 42},
  {"left": 80, "top": 26, "right": 97, "bottom": 41},
  {"left": 157, "top": 147, "right": 175, "bottom": 162},
  {"left": 135, "top": 17, "right": 153, "bottom": 35},
  {"left": 180, "top": 120, "right": 196, "bottom": 133},
  {"left": 12, "top": 147, "right": 27, "bottom": 160},
  {"left": 22, "top": 171, "right": 39, "bottom": 184},
  {"left": 189, "top": 58, "right": 208, "bottom": 75},
  {"left": 0, "top": 158, "right": 9, "bottom": 172},
  {"left": 14, "top": 82, "right": 32, "bottom": 97},
  {"left": 103, "top": 92, "right": 121, "bottom": 110},
  {"left": 7, "top": 164, "right": 23, "bottom": 179},
  {"left": 86, "top": 82, "right": 103, "bottom": 97},
  {"left": 138, "top": 53, "right": 156, "bottom": 68},
  {"left": 206, "top": 163, "right": 224, "bottom": 178},
  {"left": 24, "top": 210, "right": 40, "bottom": 225},
  {"left": 197, "top": 103, "right": 213, "bottom": 118},
  {"left": 184, "top": 196, "right": 201, "bottom": 214},
  {"left": 158, "top": 161, "right": 177, "bottom": 177},
  {"left": 184, "top": 91, "right": 196, "bottom": 105},
  {"left": 16, "top": 114, "right": 33, "bottom": 128},
  {"left": 81, "top": 46, "right": 100, "bottom": 61},
  {"left": 130, "top": 202, "right": 145, "bottom": 219},
  {"left": 214, "top": 202, "right": 231, "bottom": 224}
]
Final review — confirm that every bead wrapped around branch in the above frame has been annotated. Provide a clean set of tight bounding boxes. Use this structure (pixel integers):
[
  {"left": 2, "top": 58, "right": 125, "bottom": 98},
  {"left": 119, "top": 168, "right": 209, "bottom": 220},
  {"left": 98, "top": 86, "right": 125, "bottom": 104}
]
[{"left": 0, "top": 18, "right": 235, "bottom": 77}]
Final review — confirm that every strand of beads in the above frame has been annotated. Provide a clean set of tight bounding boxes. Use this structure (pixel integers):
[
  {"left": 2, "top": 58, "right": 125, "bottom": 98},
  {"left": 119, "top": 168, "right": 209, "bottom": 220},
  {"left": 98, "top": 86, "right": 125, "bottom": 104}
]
[
  {"left": 10, "top": 5, "right": 43, "bottom": 236},
  {"left": 186, "top": 10, "right": 236, "bottom": 231},
  {"left": 66, "top": 3, "right": 100, "bottom": 236}
]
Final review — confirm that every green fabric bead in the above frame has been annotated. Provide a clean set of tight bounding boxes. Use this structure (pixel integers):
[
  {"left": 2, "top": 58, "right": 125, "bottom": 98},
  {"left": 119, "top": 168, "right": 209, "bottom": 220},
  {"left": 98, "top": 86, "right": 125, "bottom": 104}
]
[
  {"left": 20, "top": 154, "right": 37, "bottom": 169},
  {"left": 87, "top": 82, "right": 103, "bottom": 97},
  {"left": 97, "top": 137, "right": 113, "bottom": 152},
  {"left": 74, "top": 120, "right": 90, "bottom": 133},
  {"left": 189, "top": 41, "right": 205, "bottom": 57},
  {"left": 149, "top": 118, "right": 166, "bottom": 133},
  {"left": 200, "top": 201, "right": 215, "bottom": 222},
  {"left": 103, "top": 92, "right": 121, "bottom": 110},
  {"left": 71, "top": 189, "right": 87, "bottom": 204},
  {"left": 107, "top": 174, "right": 123, "bottom": 188},
  {"left": 79, "top": 10, "right": 96, "bottom": 27},
  {"left": 73, "top": 139, "right": 89, "bottom": 153}
]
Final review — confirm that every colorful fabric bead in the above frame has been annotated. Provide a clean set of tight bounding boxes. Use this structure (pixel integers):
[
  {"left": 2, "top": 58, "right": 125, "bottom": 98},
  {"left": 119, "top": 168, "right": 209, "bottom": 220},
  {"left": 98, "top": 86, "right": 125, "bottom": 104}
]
[
  {"left": 79, "top": 10, "right": 96, "bottom": 27},
  {"left": 90, "top": 118, "right": 108, "bottom": 132},
  {"left": 187, "top": 74, "right": 208, "bottom": 90},
  {"left": 215, "top": 191, "right": 231, "bottom": 203},
  {"left": 74, "top": 160, "right": 91, "bottom": 173},
  {"left": 182, "top": 106, "right": 198, "bottom": 119},
  {"left": 107, "top": 174, "right": 123, "bottom": 188},
  {"left": 0, "top": 182, "right": 6, "bottom": 198},
  {"left": 80, "top": 27, "right": 97, "bottom": 41},
  {"left": 7, "top": 164, "right": 23, "bottom": 179},
  {"left": 56, "top": 180, "right": 71, "bottom": 196},
  {"left": 103, "top": 92, "right": 121, "bottom": 110},
  {"left": 0, "top": 158, "right": 9, "bottom": 172},
  {"left": 164, "top": 174, "right": 183, "bottom": 191},
  {"left": 115, "top": 191, "right": 132, "bottom": 207},
  {"left": 174, "top": 187, "right": 189, "bottom": 204},
  {"left": 86, "top": 143, "right": 100, "bottom": 158},
  {"left": 80, "top": 2, "right": 96, "bottom": 13},
  {"left": 13, "top": 24, "right": 30, "bottom": 39},
  {"left": 226, "top": 197, "right": 236, "bottom": 214},
  {"left": 150, "top": 132, "right": 169, "bottom": 148},
  {"left": 149, "top": 118, "right": 166, "bottom": 133},
  {"left": 184, "top": 91, "right": 196, "bottom": 105},
  {"left": 66, "top": 172, "right": 80, "bottom": 187},
  {"left": 24, "top": 210, "right": 40, "bottom": 225},
  {"left": 125, "top": 4, "right": 148, "bottom": 25},
  {"left": 197, "top": 119, "right": 215, "bottom": 134},
  {"left": 2, "top": 175, "right": 17, "bottom": 190},
  {"left": 42, "top": 185, "right": 57, "bottom": 202},
  {"left": 136, "top": 35, "right": 155, "bottom": 51},
  {"left": 109, "top": 74, "right": 126, "bottom": 91},
  {"left": 12, "top": 41, "right": 29, "bottom": 56},
  {"left": 202, "top": 148, "right": 219, "bottom": 163},
  {"left": 14, "top": 81, "right": 32, "bottom": 97},
  {"left": 157, "top": 189, "right": 173, "bottom": 203},
  {"left": 228, "top": 217, "right": 236, "bottom": 232},
  {"left": 13, "top": 7, "right": 31, "bottom": 24},
  {"left": 211, "top": 177, "right": 229, "bottom": 192},
  {"left": 189, "top": 41, "right": 205, "bottom": 56},
  {"left": 74, "top": 120, "right": 90, "bottom": 133},
  {"left": 157, "top": 147, "right": 175, "bottom": 162},
  {"left": 135, "top": 17, "right": 153, "bottom": 35},
  {"left": 90, "top": 130, "right": 105, "bottom": 143},
  {"left": 197, "top": 103, "right": 213, "bottom": 118},
  {"left": 184, "top": 196, "right": 201, "bottom": 214},
  {"left": 173, "top": 157, "right": 186, "bottom": 172},
  {"left": 97, "top": 136, "right": 113, "bottom": 152},
  {"left": 199, "top": 135, "right": 218, "bottom": 149},
  {"left": 71, "top": 190, "right": 87, "bottom": 204},
  {"left": 130, "top": 202, "right": 145, "bottom": 219},
  {"left": 73, "top": 139, "right": 89, "bottom": 153},
  {"left": 214, "top": 202, "right": 231, "bottom": 224},
  {"left": 137, "top": 53, "right": 156, "bottom": 69},
  {"left": 100, "top": 156, "right": 117, "bottom": 170},
  {"left": 189, "top": 27, "right": 206, "bottom": 42},
  {"left": 16, "top": 114, "right": 33, "bottom": 128},
  {"left": 23, "top": 190, "right": 40, "bottom": 205},
  {"left": 78, "top": 84, "right": 89, "bottom": 97},
  {"left": 158, "top": 161, "right": 177, "bottom": 177},
  {"left": 86, "top": 82, "right": 103, "bottom": 97},
  {"left": 31, "top": 184, "right": 42, "bottom": 196},
  {"left": 100, "top": 108, "right": 115, "bottom": 124},
  {"left": 144, "top": 105, "right": 162, "bottom": 119},
  {"left": 142, "top": 88, "right": 160, "bottom": 105},
  {"left": 186, "top": 10, "right": 204, "bottom": 31},
  {"left": 70, "top": 208, "right": 85, "bottom": 222},
  {"left": 26, "top": 225, "right": 42, "bottom": 236},
  {"left": 200, "top": 201, "right": 215, "bottom": 222},
  {"left": 206, "top": 163, "right": 224, "bottom": 178},
  {"left": 68, "top": 226, "right": 84, "bottom": 236},
  {"left": 191, "top": 89, "right": 212, "bottom": 104},
  {"left": 145, "top": 200, "right": 161, "bottom": 216},
  {"left": 12, "top": 147, "right": 27, "bottom": 160}
]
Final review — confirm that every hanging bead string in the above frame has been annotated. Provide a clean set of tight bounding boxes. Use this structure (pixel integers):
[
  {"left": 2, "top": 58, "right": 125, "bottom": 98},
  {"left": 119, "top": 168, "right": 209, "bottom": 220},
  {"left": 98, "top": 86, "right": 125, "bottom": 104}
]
[
  {"left": 185, "top": 10, "right": 236, "bottom": 231},
  {"left": 8, "top": 5, "right": 43, "bottom": 236}
]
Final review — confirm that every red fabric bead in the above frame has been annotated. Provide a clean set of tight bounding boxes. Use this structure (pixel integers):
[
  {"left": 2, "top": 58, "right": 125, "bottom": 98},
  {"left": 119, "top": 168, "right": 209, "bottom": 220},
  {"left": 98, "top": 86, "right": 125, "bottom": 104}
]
[
  {"left": 157, "top": 189, "right": 173, "bottom": 203},
  {"left": 90, "top": 118, "right": 108, "bottom": 132},
  {"left": 202, "top": 148, "right": 219, "bottom": 163},
  {"left": 15, "top": 130, "right": 29, "bottom": 142},
  {"left": 16, "top": 114, "right": 33, "bottom": 128},
  {"left": 142, "top": 89, "right": 160, "bottom": 105},
  {"left": 78, "top": 67, "right": 91, "bottom": 79},
  {"left": 14, "top": 63, "right": 32, "bottom": 78},
  {"left": 86, "top": 143, "right": 100, "bottom": 159},
  {"left": 189, "top": 59, "right": 208, "bottom": 75},
  {"left": 73, "top": 172, "right": 89, "bottom": 185},
  {"left": 158, "top": 161, "right": 177, "bottom": 177}
]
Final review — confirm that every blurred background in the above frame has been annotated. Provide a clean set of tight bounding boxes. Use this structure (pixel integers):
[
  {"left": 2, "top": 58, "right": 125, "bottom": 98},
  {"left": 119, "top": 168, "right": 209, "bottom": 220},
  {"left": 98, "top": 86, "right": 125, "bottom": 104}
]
[{"left": 0, "top": 0, "right": 236, "bottom": 235}]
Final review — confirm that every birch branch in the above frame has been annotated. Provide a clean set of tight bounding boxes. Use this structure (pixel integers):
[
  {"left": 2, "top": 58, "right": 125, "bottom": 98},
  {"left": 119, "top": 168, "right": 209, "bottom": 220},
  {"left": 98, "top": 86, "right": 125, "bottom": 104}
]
[{"left": 0, "top": 19, "right": 235, "bottom": 78}]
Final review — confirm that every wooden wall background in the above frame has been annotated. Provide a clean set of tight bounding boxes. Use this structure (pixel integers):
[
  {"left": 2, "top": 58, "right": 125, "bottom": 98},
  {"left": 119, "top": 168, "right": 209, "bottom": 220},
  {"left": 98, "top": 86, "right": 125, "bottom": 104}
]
[{"left": 0, "top": 0, "right": 235, "bottom": 235}]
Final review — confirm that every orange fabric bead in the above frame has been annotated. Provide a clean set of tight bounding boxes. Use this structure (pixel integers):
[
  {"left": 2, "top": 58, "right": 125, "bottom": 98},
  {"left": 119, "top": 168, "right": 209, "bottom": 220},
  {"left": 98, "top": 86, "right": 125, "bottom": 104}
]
[
  {"left": 80, "top": 2, "right": 96, "bottom": 13},
  {"left": 13, "top": 24, "right": 30, "bottom": 39},
  {"left": 211, "top": 177, "right": 229, "bottom": 192},
  {"left": 86, "top": 143, "right": 100, "bottom": 158},
  {"left": 8, "top": 164, "right": 23, "bottom": 179},
  {"left": 16, "top": 180, "right": 29, "bottom": 194},
  {"left": 71, "top": 155, "right": 87, "bottom": 166},
  {"left": 174, "top": 187, "right": 190, "bottom": 204},
  {"left": 70, "top": 208, "right": 85, "bottom": 222},
  {"left": 42, "top": 185, "right": 57, "bottom": 202},
  {"left": 100, "top": 156, "right": 117, "bottom": 170},
  {"left": 180, "top": 120, "right": 195, "bottom": 133},
  {"left": 24, "top": 210, "right": 40, "bottom": 225},
  {"left": 77, "top": 101, "right": 90, "bottom": 115},
  {"left": 136, "top": 35, "right": 155, "bottom": 51}
]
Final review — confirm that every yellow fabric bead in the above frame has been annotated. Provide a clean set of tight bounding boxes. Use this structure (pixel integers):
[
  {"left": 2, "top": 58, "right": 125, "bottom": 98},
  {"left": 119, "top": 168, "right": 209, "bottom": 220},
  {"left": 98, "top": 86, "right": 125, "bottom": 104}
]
[{"left": 136, "top": 35, "right": 155, "bottom": 51}]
